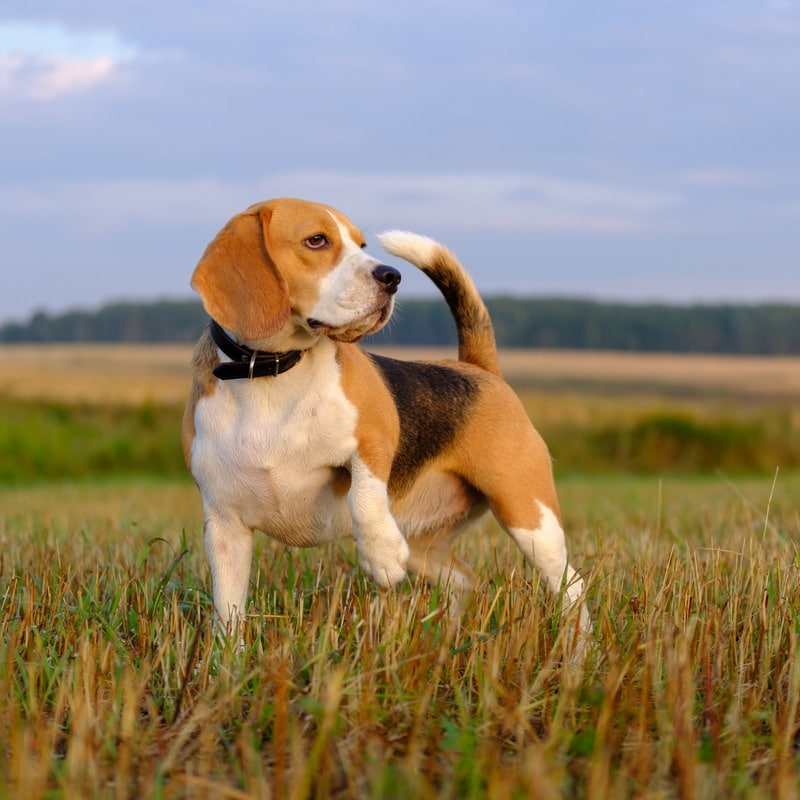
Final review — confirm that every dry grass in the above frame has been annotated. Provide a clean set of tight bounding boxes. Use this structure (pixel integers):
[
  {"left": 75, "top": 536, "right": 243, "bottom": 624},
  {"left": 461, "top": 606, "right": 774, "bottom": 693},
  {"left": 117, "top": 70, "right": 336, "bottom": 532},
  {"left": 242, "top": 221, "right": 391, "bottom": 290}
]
[
  {"left": 0, "top": 345, "right": 193, "bottom": 404},
  {"left": 3, "top": 344, "right": 800, "bottom": 404},
  {"left": 2, "top": 473, "right": 800, "bottom": 798}
]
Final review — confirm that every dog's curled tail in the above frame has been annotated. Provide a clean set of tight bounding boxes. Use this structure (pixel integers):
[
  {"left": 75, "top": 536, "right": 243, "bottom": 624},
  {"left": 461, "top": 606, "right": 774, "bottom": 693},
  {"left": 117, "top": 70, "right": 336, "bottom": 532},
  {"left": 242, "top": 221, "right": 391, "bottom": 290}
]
[{"left": 377, "top": 230, "right": 500, "bottom": 376}]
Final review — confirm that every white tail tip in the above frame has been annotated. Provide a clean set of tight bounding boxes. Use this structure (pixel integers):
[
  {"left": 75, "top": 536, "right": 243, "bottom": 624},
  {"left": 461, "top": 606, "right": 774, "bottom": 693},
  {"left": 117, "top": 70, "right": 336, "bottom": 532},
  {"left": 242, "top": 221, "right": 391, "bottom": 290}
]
[{"left": 376, "top": 230, "right": 440, "bottom": 266}]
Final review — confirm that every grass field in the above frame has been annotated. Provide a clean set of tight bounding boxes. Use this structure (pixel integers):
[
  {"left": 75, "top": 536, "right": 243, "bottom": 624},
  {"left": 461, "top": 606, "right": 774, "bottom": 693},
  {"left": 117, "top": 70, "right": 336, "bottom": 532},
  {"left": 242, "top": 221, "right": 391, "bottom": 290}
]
[{"left": 1, "top": 345, "right": 799, "bottom": 797}]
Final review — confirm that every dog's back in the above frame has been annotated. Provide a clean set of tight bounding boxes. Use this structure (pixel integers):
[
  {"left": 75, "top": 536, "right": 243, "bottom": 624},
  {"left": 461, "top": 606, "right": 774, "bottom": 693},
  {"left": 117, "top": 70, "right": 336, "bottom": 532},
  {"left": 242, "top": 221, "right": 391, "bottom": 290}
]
[{"left": 377, "top": 232, "right": 501, "bottom": 377}]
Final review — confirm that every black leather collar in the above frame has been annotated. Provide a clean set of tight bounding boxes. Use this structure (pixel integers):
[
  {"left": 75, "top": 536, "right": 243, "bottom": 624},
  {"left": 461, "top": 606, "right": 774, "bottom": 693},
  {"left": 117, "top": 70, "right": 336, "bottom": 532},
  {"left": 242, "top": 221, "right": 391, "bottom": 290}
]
[{"left": 209, "top": 320, "right": 304, "bottom": 380}]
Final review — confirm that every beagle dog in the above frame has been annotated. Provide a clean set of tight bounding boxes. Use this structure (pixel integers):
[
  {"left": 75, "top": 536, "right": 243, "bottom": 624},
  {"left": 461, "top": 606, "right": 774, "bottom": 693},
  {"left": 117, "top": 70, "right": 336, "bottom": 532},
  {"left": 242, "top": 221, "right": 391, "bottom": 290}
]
[{"left": 183, "top": 197, "right": 591, "bottom": 644}]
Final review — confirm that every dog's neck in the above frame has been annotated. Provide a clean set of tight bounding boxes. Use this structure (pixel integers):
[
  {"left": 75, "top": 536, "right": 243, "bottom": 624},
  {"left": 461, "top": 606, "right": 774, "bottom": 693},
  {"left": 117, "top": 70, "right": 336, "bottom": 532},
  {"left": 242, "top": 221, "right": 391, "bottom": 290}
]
[{"left": 209, "top": 320, "right": 305, "bottom": 380}]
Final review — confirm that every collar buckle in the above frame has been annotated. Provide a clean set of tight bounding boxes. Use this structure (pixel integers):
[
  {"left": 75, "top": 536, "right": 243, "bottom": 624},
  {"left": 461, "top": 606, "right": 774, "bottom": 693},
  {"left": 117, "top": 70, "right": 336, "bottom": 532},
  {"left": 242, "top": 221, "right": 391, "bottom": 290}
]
[{"left": 248, "top": 350, "right": 258, "bottom": 380}]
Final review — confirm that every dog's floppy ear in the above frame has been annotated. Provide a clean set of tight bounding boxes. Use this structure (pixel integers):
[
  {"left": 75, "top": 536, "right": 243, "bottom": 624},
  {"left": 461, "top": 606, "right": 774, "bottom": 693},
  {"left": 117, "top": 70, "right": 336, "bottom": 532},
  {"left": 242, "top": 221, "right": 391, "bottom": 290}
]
[{"left": 191, "top": 207, "right": 290, "bottom": 341}]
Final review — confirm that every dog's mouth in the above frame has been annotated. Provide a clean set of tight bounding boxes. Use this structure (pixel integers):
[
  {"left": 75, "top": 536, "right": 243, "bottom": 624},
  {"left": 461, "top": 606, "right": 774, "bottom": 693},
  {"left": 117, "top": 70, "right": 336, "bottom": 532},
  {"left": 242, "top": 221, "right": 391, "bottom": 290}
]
[{"left": 307, "top": 302, "right": 393, "bottom": 343}]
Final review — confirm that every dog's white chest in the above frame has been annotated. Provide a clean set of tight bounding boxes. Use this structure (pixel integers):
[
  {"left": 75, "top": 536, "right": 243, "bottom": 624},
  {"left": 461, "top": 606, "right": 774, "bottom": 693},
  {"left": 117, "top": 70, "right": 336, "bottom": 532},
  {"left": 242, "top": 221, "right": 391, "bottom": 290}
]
[{"left": 191, "top": 355, "right": 358, "bottom": 545}]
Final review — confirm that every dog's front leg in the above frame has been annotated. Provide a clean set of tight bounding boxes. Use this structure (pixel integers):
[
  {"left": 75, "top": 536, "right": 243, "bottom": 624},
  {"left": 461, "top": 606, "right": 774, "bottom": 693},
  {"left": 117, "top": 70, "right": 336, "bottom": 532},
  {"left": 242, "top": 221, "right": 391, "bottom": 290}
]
[
  {"left": 348, "top": 455, "right": 409, "bottom": 587},
  {"left": 203, "top": 509, "right": 254, "bottom": 636}
]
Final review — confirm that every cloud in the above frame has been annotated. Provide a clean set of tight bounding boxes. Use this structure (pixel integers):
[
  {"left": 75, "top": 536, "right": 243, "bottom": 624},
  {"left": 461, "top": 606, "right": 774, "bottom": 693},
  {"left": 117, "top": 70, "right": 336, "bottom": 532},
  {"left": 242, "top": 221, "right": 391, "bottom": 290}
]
[
  {"left": 4, "top": 53, "right": 117, "bottom": 100},
  {"left": 0, "top": 20, "right": 137, "bottom": 99}
]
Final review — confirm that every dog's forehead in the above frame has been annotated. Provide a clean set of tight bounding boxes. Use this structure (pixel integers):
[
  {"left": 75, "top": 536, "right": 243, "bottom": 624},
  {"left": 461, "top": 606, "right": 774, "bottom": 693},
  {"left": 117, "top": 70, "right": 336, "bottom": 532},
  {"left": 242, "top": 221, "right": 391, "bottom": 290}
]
[
  {"left": 324, "top": 207, "right": 366, "bottom": 248},
  {"left": 265, "top": 199, "right": 365, "bottom": 247}
]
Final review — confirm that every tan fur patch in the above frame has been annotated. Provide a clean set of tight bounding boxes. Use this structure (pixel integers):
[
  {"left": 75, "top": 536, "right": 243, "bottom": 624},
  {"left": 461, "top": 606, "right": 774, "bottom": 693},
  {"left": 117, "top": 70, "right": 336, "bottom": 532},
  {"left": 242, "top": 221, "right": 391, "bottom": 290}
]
[
  {"left": 336, "top": 344, "right": 400, "bottom": 483},
  {"left": 449, "top": 374, "right": 561, "bottom": 528},
  {"left": 191, "top": 208, "right": 291, "bottom": 342}
]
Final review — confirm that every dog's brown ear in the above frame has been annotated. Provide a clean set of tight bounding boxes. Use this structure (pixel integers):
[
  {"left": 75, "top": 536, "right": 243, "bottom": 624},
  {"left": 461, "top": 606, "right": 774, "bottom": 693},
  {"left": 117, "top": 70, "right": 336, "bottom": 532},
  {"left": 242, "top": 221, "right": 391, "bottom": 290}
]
[{"left": 191, "top": 208, "right": 290, "bottom": 341}]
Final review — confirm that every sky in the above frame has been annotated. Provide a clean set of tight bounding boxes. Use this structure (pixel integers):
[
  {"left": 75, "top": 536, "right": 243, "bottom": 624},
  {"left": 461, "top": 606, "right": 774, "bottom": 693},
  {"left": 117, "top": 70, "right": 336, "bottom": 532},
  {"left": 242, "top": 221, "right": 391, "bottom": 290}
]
[{"left": 1, "top": 1, "right": 799, "bottom": 325}]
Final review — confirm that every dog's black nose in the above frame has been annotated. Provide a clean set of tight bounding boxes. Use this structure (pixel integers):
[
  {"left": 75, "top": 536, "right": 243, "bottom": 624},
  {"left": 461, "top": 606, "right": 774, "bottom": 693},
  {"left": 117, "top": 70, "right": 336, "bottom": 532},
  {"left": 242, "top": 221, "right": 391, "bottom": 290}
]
[{"left": 372, "top": 264, "right": 401, "bottom": 295}]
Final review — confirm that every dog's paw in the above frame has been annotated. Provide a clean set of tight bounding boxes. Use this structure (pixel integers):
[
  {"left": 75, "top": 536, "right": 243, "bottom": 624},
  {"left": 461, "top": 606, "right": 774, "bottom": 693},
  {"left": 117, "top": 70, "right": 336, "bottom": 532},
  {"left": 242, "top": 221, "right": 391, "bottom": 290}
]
[{"left": 356, "top": 531, "right": 410, "bottom": 588}]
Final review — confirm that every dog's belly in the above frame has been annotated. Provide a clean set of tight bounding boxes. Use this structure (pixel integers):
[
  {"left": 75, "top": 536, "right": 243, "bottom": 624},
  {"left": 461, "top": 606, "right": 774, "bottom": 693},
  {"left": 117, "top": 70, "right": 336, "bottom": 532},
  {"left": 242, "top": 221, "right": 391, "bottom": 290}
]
[
  {"left": 239, "top": 466, "right": 353, "bottom": 546},
  {"left": 393, "top": 470, "right": 488, "bottom": 537}
]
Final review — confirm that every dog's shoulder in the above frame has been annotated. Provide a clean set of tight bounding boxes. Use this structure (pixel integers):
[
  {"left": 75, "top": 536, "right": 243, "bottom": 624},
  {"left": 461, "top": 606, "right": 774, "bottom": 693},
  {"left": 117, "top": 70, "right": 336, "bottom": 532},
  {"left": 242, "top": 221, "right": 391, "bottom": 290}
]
[
  {"left": 189, "top": 327, "right": 219, "bottom": 382},
  {"left": 182, "top": 327, "right": 218, "bottom": 467},
  {"left": 334, "top": 344, "right": 401, "bottom": 471}
]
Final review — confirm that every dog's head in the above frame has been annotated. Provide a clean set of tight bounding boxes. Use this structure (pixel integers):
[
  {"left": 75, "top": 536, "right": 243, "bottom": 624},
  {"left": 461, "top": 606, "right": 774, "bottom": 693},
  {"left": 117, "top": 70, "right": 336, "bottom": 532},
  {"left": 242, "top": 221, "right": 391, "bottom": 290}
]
[{"left": 191, "top": 197, "right": 401, "bottom": 347}]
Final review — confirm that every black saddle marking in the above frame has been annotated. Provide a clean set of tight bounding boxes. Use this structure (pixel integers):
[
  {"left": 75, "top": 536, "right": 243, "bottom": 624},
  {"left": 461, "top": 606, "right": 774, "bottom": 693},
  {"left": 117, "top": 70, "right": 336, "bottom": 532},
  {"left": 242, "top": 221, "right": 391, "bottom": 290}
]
[{"left": 369, "top": 354, "right": 479, "bottom": 492}]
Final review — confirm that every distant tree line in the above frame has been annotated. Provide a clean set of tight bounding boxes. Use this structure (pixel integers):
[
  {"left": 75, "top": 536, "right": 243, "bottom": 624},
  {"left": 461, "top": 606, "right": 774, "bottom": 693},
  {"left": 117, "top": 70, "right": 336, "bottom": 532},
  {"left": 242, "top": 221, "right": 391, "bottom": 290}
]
[
  {"left": 2, "top": 297, "right": 799, "bottom": 354},
  {"left": 0, "top": 301, "right": 204, "bottom": 344}
]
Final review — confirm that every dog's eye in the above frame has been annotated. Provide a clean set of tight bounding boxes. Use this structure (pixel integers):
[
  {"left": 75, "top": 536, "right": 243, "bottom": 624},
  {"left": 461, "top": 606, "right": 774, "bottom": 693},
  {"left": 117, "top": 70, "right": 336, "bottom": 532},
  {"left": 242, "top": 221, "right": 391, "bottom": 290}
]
[{"left": 304, "top": 234, "right": 329, "bottom": 250}]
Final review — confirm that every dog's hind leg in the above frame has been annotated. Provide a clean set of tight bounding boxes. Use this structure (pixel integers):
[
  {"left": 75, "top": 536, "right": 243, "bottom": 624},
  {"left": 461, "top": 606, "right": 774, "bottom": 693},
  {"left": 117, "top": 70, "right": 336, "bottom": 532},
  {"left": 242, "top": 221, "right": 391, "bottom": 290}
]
[
  {"left": 502, "top": 500, "right": 591, "bottom": 635},
  {"left": 489, "top": 486, "right": 593, "bottom": 662},
  {"left": 504, "top": 503, "right": 592, "bottom": 667},
  {"left": 459, "top": 388, "right": 592, "bottom": 650}
]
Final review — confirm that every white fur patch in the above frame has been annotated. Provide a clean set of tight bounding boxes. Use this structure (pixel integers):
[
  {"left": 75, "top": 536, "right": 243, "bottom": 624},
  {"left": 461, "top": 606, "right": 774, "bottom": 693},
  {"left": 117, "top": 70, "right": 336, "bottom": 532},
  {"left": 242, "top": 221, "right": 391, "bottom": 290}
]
[
  {"left": 307, "top": 217, "right": 383, "bottom": 329},
  {"left": 348, "top": 455, "right": 410, "bottom": 587},
  {"left": 508, "top": 501, "right": 588, "bottom": 625},
  {"left": 203, "top": 508, "right": 254, "bottom": 629}
]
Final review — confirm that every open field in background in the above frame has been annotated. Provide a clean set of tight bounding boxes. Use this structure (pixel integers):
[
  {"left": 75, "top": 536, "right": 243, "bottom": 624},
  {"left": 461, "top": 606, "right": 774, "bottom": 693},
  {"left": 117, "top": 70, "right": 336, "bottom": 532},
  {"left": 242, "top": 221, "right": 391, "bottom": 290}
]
[
  {"left": 0, "top": 344, "right": 194, "bottom": 405},
  {"left": 1, "top": 344, "right": 798, "bottom": 481},
  {"left": 1, "top": 344, "right": 800, "bottom": 796},
  {"left": 3, "top": 344, "right": 800, "bottom": 404}
]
